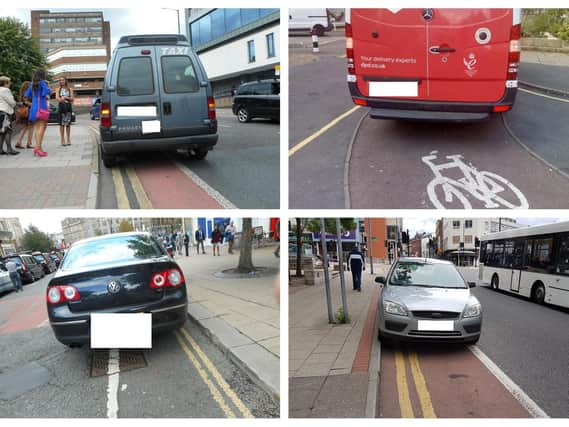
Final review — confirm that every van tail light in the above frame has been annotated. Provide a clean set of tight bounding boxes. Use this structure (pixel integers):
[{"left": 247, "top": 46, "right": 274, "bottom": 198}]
[
  {"left": 353, "top": 98, "right": 368, "bottom": 107},
  {"left": 507, "top": 23, "right": 521, "bottom": 81},
  {"left": 150, "top": 268, "right": 186, "bottom": 289},
  {"left": 47, "top": 285, "right": 80, "bottom": 304},
  {"left": 207, "top": 97, "right": 216, "bottom": 121},
  {"left": 100, "top": 103, "right": 111, "bottom": 127},
  {"left": 345, "top": 23, "right": 355, "bottom": 75},
  {"left": 493, "top": 105, "right": 511, "bottom": 113}
]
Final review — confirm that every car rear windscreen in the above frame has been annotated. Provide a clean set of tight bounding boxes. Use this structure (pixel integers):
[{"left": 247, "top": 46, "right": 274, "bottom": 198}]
[
  {"left": 389, "top": 262, "right": 467, "bottom": 288},
  {"left": 61, "top": 235, "right": 166, "bottom": 270},
  {"left": 117, "top": 57, "right": 155, "bottom": 96},
  {"left": 162, "top": 56, "right": 199, "bottom": 93}
]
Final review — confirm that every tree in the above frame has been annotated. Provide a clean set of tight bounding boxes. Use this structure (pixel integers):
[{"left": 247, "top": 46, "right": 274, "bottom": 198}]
[
  {"left": 118, "top": 220, "right": 134, "bottom": 233},
  {"left": 237, "top": 218, "right": 255, "bottom": 273},
  {"left": 22, "top": 226, "right": 53, "bottom": 253},
  {"left": 0, "top": 17, "right": 48, "bottom": 98}
]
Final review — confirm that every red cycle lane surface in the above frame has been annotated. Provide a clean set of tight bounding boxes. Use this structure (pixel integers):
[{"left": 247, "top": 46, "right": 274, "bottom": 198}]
[
  {"left": 379, "top": 344, "right": 531, "bottom": 418},
  {"left": 0, "top": 292, "right": 48, "bottom": 334}
]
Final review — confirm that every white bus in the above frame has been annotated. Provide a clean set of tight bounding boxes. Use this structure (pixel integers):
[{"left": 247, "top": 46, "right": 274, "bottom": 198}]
[{"left": 479, "top": 221, "right": 569, "bottom": 309}]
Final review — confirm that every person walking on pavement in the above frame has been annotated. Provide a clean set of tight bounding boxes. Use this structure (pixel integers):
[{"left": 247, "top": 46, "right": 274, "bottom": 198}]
[
  {"left": 5, "top": 259, "right": 23, "bottom": 293},
  {"left": 225, "top": 221, "right": 236, "bottom": 254},
  {"left": 195, "top": 225, "right": 206, "bottom": 254},
  {"left": 184, "top": 232, "right": 190, "bottom": 257},
  {"left": 0, "top": 76, "right": 19, "bottom": 156},
  {"left": 14, "top": 81, "right": 34, "bottom": 149},
  {"left": 212, "top": 226, "right": 222, "bottom": 256},
  {"left": 25, "top": 69, "right": 51, "bottom": 157},
  {"left": 55, "top": 77, "right": 74, "bottom": 146},
  {"left": 347, "top": 246, "right": 365, "bottom": 292}
]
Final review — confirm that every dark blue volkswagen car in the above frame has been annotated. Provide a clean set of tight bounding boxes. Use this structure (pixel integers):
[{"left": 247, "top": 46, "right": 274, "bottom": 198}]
[{"left": 47, "top": 232, "right": 188, "bottom": 347}]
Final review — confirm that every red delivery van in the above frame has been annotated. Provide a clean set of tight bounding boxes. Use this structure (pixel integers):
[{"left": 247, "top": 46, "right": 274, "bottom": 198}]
[{"left": 346, "top": 9, "right": 521, "bottom": 121}]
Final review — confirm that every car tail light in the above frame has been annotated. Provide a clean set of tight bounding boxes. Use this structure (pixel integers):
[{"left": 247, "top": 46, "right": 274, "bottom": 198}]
[
  {"left": 493, "top": 105, "right": 511, "bottom": 113},
  {"left": 150, "top": 268, "right": 186, "bottom": 289},
  {"left": 353, "top": 98, "right": 368, "bottom": 107},
  {"left": 207, "top": 97, "right": 216, "bottom": 121},
  {"left": 345, "top": 23, "right": 355, "bottom": 76},
  {"left": 47, "top": 285, "right": 80, "bottom": 304},
  {"left": 100, "top": 102, "right": 111, "bottom": 127},
  {"left": 507, "top": 23, "right": 521, "bottom": 82}
]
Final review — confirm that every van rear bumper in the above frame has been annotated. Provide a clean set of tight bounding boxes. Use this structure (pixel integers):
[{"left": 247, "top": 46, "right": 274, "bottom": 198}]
[
  {"left": 100, "top": 133, "right": 218, "bottom": 154},
  {"left": 348, "top": 82, "right": 517, "bottom": 122}
]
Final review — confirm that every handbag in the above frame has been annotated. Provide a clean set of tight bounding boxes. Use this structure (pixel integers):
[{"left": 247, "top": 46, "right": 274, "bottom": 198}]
[{"left": 35, "top": 90, "right": 50, "bottom": 121}]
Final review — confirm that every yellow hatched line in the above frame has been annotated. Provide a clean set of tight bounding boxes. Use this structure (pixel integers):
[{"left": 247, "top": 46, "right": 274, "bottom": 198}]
[
  {"left": 111, "top": 167, "right": 130, "bottom": 209},
  {"left": 125, "top": 166, "right": 153, "bottom": 209},
  {"left": 408, "top": 352, "right": 437, "bottom": 418},
  {"left": 179, "top": 328, "right": 254, "bottom": 418},
  {"left": 174, "top": 330, "right": 236, "bottom": 418},
  {"left": 395, "top": 350, "right": 414, "bottom": 418}
]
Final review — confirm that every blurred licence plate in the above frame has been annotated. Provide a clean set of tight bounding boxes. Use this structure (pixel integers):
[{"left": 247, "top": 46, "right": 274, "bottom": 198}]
[
  {"left": 141, "top": 120, "right": 161, "bottom": 134},
  {"left": 417, "top": 320, "right": 454, "bottom": 331},
  {"left": 369, "top": 81, "right": 418, "bottom": 97},
  {"left": 91, "top": 313, "right": 152, "bottom": 349}
]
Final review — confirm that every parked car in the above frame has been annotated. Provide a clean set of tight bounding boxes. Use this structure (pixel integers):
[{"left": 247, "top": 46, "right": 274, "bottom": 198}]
[
  {"left": 0, "top": 261, "right": 15, "bottom": 295},
  {"left": 32, "top": 252, "right": 57, "bottom": 274},
  {"left": 48, "top": 102, "right": 76, "bottom": 124},
  {"left": 47, "top": 232, "right": 188, "bottom": 347},
  {"left": 346, "top": 8, "right": 521, "bottom": 120},
  {"left": 48, "top": 252, "right": 62, "bottom": 268},
  {"left": 99, "top": 34, "right": 218, "bottom": 168},
  {"left": 232, "top": 79, "right": 280, "bottom": 123},
  {"left": 2, "top": 254, "right": 45, "bottom": 284},
  {"left": 90, "top": 97, "right": 101, "bottom": 120},
  {"left": 376, "top": 257, "right": 482, "bottom": 344}
]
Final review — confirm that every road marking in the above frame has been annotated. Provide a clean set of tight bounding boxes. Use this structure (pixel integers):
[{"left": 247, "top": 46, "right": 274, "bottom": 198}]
[
  {"left": 408, "top": 352, "right": 437, "bottom": 418},
  {"left": 468, "top": 345, "right": 549, "bottom": 418},
  {"left": 218, "top": 124, "right": 232, "bottom": 128},
  {"left": 422, "top": 152, "right": 529, "bottom": 209},
  {"left": 179, "top": 328, "right": 254, "bottom": 418},
  {"left": 519, "top": 88, "right": 569, "bottom": 103},
  {"left": 35, "top": 318, "right": 49, "bottom": 328},
  {"left": 172, "top": 160, "right": 237, "bottom": 209},
  {"left": 174, "top": 330, "right": 236, "bottom": 418},
  {"left": 288, "top": 105, "right": 361, "bottom": 157},
  {"left": 107, "top": 349, "right": 120, "bottom": 418},
  {"left": 125, "top": 166, "right": 153, "bottom": 209},
  {"left": 111, "top": 167, "right": 130, "bottom": 209},
  {"left": 395, "top": 350, "right": 415, "bottom": 418}
]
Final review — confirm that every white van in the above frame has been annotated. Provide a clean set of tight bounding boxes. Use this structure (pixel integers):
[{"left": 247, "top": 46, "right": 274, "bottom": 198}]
[{"left": 289, "top": 9, "right": 332, "bottom": 36}]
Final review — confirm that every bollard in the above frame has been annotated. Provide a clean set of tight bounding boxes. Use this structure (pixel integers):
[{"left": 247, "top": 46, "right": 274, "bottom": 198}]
[{"left": 312, "top": 33, "right": 319, "bottom": 53}]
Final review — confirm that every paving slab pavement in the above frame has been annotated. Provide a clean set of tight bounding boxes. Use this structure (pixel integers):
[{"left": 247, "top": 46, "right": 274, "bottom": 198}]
[{"left": 176, "top": 245, "right": 280, "bottom": 400}]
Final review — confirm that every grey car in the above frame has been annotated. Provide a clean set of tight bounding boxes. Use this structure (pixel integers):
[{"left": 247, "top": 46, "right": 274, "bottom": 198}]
[
  {"left": 376, "top": 257, "right": 482, "bottom": 345},
  {"left": 0, "top": 262, "right": 15, "bottom": 295},
  {"left": 99, "top": 34, "right": 218, "bottom": 167}
]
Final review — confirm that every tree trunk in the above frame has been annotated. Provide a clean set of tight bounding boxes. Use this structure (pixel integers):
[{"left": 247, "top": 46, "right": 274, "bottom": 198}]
[
  {"left": 295, "top": 218, "right": 302, "bottom": 277},
  {"left": 237, "top": 218, "right": 255, "bottom": 273}
]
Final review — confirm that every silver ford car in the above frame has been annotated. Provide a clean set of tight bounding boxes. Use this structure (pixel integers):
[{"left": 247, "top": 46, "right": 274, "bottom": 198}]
[{"left": 376, "top": 258, "right": 482, "bottom": 345}]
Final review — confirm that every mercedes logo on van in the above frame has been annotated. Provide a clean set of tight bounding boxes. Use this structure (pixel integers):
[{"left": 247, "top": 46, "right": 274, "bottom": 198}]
[
  {"left": 107, "top": 280, "right": 121, "bottom": 294},
  {"left": 422, "top": 9, "right": 434, "bottom": 21}
]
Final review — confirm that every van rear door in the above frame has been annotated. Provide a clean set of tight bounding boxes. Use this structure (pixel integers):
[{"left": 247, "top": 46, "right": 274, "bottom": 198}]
[
  {"left": 351, "top": 8, "right": 513, "bottom": 103},
  {"left": 157, "top": 47, "right": 211, "bottom": 138},
  {"left": 107, "top": 45, "right": 162, "bottom": 140}
]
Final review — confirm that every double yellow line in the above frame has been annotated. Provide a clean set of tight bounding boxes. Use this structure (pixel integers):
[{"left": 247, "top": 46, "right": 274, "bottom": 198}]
[
  {"left": 175, "top": 328, "right": 254, "bottom": 418},
  {"left": 395, "top": 350, "right": 437, "bottom": 418}
]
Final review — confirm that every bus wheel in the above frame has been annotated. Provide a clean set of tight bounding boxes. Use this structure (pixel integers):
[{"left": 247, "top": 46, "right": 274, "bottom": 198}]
[
  {"left": 531, "top": 282, "right": 546, "bottom": 304},
  {"left": 491, "top": 274, "right": 499, "bottom": 290}
]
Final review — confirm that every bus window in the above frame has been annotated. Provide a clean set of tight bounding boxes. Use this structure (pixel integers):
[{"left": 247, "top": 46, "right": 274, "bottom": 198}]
[
  {"left": 557, "top": 235, "right": 569, "bottom": 274},
  {"left": 504, "top": 240, "right": 515, "bottom": 266},
  {"left": 530, "top": 238, "right": 554, "bottom": 271},
  {"left": 512, "top": 239, "right": 524, "bottom": 268},
  {"left": 493, "top": 241, "right": 505, "bottom": 266}
]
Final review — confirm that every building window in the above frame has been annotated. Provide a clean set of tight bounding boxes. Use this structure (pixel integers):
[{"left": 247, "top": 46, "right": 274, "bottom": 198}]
[
  {"left": 464, "top": 235, "right": 473, "bottom": 244},
  {"left": 465, "top": 220, "right": 473, "bottom": 228},
  {"left": 266, "top": 33, "right": 275, "bottom": 58},
  {"left": 452, "top": 220, "right": 460, "bottom": 229},
  {"left": 247, "top": 40, "right": 255, "bottom": 63},
  {"left": 452, "top": 236, "right": 460, "bottom": 244}
]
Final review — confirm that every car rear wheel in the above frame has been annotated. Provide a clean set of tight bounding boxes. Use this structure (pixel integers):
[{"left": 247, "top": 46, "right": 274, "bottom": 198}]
[
  {"left": 237, "top": 107, "right": 250, "bottom": 123},
  {"left": 102, "top": 152, "right": 117, "bottom": 168},
  {"left": 531, "top": 282, "right": 546, "bottom": 304},
  {"left": 312, "top": 24, "right": 325, "bottom": 36},
  {"left": 190, "top": 149, "right": 208, "bottom": 160},
  {"left": 465, "top": 337, "right": 479, "bottom": 346}
]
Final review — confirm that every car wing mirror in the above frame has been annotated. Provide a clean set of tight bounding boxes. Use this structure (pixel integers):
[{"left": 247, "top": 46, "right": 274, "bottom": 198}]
[
  {"left": 468, "top": 282, "right": 476, "bottom": 288},
  {"left": 375, "top": 276, "right": 386, "bottom": 285},
  {"left": 200, "top": 81, "right": 208, "bottom": 87}
]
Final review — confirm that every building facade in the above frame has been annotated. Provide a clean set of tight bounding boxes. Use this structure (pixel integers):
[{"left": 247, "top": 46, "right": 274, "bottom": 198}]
[
  {"left": 361, "top": 218, "right": 403, "bottom": 262},
  {"left": 0, "top": 218, "right": 24, "bottom": 256},
  {"left": 31, "top": 10, "right": 111, "bottom": 104},
  {"left": 185, "top": 8, "right": 280, "bottom": 106}
]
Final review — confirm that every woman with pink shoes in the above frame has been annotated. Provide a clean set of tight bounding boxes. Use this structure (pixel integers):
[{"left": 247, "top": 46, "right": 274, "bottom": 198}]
[{"left": 24, "top": 69, "right": 50, "bottom": 157}]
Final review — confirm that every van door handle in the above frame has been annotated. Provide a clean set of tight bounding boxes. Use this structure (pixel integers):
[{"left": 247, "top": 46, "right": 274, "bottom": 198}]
[
  {"left": 429, "top": 45, "right": 456, "bottom": 54},
  {"left": 163, "top": 102, "right": 172, "bottom": 115}
]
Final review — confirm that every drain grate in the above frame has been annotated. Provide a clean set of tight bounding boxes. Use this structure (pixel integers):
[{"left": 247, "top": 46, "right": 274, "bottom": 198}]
[{"left": 89, "top": 350, "right": 147, "bottom": 377}]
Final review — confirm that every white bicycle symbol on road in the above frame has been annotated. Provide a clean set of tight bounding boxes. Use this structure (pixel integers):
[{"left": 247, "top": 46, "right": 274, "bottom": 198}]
[{"left": 422, "top": 152, "right": 529, "bottom": 209}]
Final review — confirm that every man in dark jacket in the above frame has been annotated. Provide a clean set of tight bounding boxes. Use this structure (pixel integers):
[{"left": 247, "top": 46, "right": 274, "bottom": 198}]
[
  {"left": 347, "top": 247, "right": 366, "bottom": 292},
  {"left": 195, "top": 225, "right": 205, "bottom": 254}
]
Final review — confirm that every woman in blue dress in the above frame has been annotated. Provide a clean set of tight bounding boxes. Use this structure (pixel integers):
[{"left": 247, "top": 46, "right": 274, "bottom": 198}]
[{"left": 24, "top": 69, "right": 50, "bottom": 157}]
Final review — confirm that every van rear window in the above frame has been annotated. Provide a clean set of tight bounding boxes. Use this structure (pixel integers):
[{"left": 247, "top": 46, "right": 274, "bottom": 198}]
[
  {"left": 117, "top": 57, "right": 154, "bottom": 96},
  {"left": 161, "top": 56, "right": 199, "bottom": 93}
]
